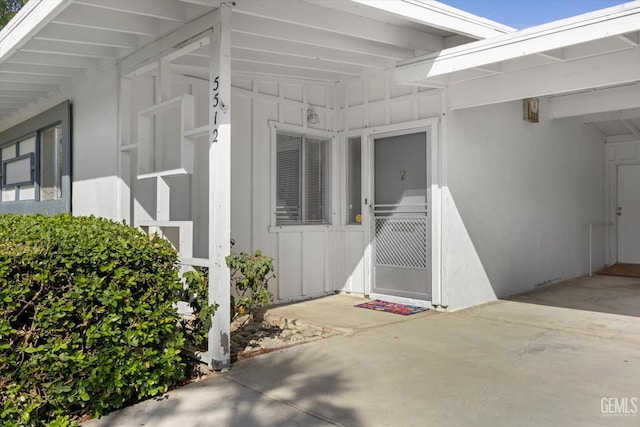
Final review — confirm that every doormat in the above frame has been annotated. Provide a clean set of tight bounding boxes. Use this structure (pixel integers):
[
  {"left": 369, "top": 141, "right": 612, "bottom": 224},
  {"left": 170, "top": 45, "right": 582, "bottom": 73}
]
[
  {"left": 354, "top": 300, "right": 427, "bottom": 315},
  {"left": 599, "top": 263, "right": 640, "bottom": 279}
]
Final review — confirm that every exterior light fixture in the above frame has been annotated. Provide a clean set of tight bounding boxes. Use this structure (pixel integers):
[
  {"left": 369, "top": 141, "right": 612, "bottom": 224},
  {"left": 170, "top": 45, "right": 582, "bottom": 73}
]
[
  {"left": 523, "top": 97, "right": 539, "bottom": 123},
  {"left": 307, "top": 108, "right": 320, "bottom": 125}
]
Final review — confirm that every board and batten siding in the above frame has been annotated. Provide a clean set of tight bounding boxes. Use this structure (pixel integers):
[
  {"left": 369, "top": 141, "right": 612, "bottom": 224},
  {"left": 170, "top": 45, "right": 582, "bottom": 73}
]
[{"left": 230, "top": 72, "right": 442, "bottom": 302}]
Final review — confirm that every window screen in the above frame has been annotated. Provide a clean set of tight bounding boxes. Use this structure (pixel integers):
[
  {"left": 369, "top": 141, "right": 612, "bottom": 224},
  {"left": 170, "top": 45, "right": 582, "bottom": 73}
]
[
  {"left": 276, "top": 131, "right": 330, "bottom": 225},
  {"left": 347, "top": 137, "right": 362, "bottom": 224}
]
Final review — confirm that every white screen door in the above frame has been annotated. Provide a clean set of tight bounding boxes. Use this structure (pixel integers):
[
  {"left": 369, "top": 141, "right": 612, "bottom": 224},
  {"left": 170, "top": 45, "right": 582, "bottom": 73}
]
[
  {"left": 617, "top": 164, "right": 640, "bottom": 264},
  {"left": 372, "top": 131, "right": 430, "bottom": 301}
]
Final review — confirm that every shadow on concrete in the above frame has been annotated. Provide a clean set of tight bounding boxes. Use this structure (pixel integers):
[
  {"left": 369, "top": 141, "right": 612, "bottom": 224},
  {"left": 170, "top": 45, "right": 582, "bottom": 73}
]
[
  {"left": 506, "top": 275, "right": 640, "bottom": 318},
  {"left": 83, "top": 351, "right": 360, "bottom": 427}
]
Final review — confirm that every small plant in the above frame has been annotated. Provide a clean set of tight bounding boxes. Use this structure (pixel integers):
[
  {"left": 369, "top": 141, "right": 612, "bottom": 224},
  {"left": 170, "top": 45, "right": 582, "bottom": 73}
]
[
  {"left": 226, "top": 250, "right": 275, "bottom": 322},
  {"left": 179, "top": 269, "right": 218, "bottom": 350}
]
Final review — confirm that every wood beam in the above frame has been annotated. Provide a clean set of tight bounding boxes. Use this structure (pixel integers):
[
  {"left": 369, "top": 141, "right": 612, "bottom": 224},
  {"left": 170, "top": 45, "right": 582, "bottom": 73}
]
[
  {"left": 52, "top": 4, "right": 159, "bottom": 37},
  {"left": 120, "top": 10, "right": 216, "bottom": 77},
  {"left": 74, "top": 0, "right": 186, "bottom": 22},
  {"left": 621, "top": 119, "right": 640, "bottom": 139},
  {"left": 22, "top": 39, "right": 118, "bottom": 59},
  {"left": 232, "top": 13, "right": 415, "bottom": 60},
  {"left": 348, "top": 0, "right": 512, "bottom": 39},
  {"left": 7, "top": 52, "right": 99, "bottom": 69},
  {"left": 0, "top": 81, "right": 58, "bottom": 92},
  {"left": 208, "top": 4, "right": 232, "bottom": 370},
  {"left": 396, "top": 3, "right": 640, "bottom": 84},
  {"left": 0, "top": 63, "right": 86, "bottom": 78},
  {"left": 550, "top": 83, "right": 640, "bottom": 119},
  {"left": 0, "top": 89, "right": 48, "bottom": 98},
  {"left": 583, "top": 108, "right": 640, "bottom": 123},
  {"left": 606, "top": 134, "right": 639, "bottom": 143},
  {"left": 447, "top": 48, "right": 640, "bottom": 110},
  {"left": 231, "top": 32, "right": 391, "bottom": 69},
  {"left": 36, "top": 23, "right": 139, "bottom": 49},
  {"left": 233, "top": 0, "right": 444, "bottom": 52},
  {"left": 0, "top": 72, "right": 70, "bottom": 85}
]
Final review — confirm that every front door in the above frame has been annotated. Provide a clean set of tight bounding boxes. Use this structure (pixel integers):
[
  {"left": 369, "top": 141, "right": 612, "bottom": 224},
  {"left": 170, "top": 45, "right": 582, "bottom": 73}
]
[
  {"left": 617, "top": 164, "right": 640, "bottom": 263},
  {"left": 371, "top": 131, "right": 430, "bottom": 302}
]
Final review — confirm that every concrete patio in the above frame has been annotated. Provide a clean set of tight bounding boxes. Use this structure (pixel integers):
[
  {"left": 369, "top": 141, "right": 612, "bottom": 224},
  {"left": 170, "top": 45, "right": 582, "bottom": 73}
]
[{"left": 84, "top": 274, "right": 640, "bottom": 426}]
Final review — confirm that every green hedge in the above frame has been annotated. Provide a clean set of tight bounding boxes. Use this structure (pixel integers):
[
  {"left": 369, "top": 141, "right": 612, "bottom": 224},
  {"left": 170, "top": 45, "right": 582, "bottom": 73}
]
[{"left": 0, "top": 214, "right": 185, "bottom": 426}]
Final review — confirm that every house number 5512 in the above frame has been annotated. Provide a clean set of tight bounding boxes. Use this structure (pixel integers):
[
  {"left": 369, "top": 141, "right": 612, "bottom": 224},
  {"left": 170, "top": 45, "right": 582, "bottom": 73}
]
[{"left": 211, "top": 75, "right": 220, "bottom": 143}]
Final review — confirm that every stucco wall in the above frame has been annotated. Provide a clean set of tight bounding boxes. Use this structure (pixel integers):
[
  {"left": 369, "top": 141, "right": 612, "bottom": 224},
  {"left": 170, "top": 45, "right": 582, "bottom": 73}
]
[{"left": 444, "top": 98, "right": 605, "bottom": 310}]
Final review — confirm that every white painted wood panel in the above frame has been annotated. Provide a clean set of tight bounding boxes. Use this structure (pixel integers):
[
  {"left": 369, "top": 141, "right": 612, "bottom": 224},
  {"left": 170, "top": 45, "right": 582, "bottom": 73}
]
[{"left": 302, "top": 231, "right": 326, "bottom": 295}]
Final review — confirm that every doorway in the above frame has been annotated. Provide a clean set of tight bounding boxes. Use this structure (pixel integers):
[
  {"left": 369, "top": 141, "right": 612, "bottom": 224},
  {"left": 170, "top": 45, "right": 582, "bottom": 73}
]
[
  {"left": 370, "top": 130, "right": 430, "bottom": 302},
  {"left": 617, "top": 164, "right": 640, "bottom": 264}
]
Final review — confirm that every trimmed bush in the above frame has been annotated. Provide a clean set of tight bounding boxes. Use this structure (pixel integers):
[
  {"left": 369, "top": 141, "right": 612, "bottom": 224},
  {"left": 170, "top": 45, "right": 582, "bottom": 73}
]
[{"left": 0, "top": 214, "right": 185, "bottom": 426}]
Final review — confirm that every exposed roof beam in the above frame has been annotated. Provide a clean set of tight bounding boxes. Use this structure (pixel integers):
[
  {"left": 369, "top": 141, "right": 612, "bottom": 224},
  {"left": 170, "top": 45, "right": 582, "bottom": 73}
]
[
  {"left": 0, "top": 81, "right": 58, "bottom": 92},
  {"left": 0, "top": 96, "right": 35, "bottom": 105},
  {"left": 234, "top": 0, "right": 444, "bottom": 52},
  {"left": 231, "top": 60, "right": 348, "bottom": 81},
  {"left": 0, "top": 0, "right": 71, "bottom": 62},
  {"left": 447, "top": 47, "right": 640, "bottom": 110},
  {"left": 607, "top": 134, "right": 639, "bottom": 143},
  {"left": 396, "top": 2, "right": 640, "bottom": 84},
  {"left": 176, "top": 0, "right": 221, "bottom": 6},
  {"left": 52, "top": 4, "right": 159, "bottom": 37},
  {"left": 7, "top": 51, "right": 99, "bottom": 69},
  {"left": 551, "top": 83, "right": 640, "bottom": 119},
  {"left": 621, "top": 119, "right": 640, "bottom": 139},
  {"left": 176, "top": 48, "right": 368, "bottom": 76},
  {"left": 36, "top": 23, "right": 139, "bottom": 49},
  {"left": 233, "top": 13, "right": 415, "bottom": 60},
  {"left": 74, "top": 0, "right": 186, "bottom": 22},
  {"left": 22, "top": 39, "right": 117, "bottom": 59},
  {"left": 583, "top": 122, "right": 607, "bottom": 141},
  {"left": 0, "top": 63, "right": 86, "bottom": 78},
  {"left": 230, "top": 48, "right": 371, "bottom": 75},
  {"left": 583, "top": 108, "right": 640, "bottom": 123},
  {"left": 349, "top": 0, "right": 513, "bottom": 39},
  {"left": 0, "top": 72, "right": 70, "bottom": 86},
  {"left": 0, "top": 89, "right": 48, "bottom": 98},
  {"left": 231, "top": 31, "right": 392, "bottom": 69}
]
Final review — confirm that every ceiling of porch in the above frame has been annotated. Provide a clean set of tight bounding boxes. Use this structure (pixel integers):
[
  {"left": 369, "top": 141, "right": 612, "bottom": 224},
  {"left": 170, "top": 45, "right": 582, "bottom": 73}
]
[{"left": 0, "top": 0, "right": 511, "bottom": 123}]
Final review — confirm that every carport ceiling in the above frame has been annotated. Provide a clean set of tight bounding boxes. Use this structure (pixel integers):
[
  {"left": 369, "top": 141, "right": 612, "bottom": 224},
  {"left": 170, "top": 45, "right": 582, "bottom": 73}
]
[{"left": 0, "top": 0, "right": 511, "bottom": 121}]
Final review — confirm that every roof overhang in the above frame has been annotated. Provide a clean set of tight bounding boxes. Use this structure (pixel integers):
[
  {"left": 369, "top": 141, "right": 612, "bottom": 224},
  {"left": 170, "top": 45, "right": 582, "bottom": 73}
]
[{"left": 395, "top": 1, "right": 640, "bottom": 110}]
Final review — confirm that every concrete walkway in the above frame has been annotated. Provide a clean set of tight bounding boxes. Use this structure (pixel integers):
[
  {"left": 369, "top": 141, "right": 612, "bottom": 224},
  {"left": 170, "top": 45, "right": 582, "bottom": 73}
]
[{"left": 84, "top": 275, "right": 640, "bottom": 426}]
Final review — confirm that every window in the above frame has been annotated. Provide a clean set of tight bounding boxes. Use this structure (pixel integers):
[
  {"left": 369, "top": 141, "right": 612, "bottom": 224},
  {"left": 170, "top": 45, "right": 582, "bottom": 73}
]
[
  {"left": 0, "top": 101, "right": 70, "bottom": 214},
  {"left": 346, "top": 136, "right": 362, "bottom": 224},
  {"left": 276, "top": 131, "right": 330, "bottom": 225}
]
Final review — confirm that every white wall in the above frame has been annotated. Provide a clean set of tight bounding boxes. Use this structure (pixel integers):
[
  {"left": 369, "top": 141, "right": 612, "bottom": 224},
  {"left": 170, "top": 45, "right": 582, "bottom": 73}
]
[
  {"left": 445, "top": 98, "right": 605, "bottom": 310},
  {"left": 0, "top": 64, "right": 120, "bottom": 220},
  {"left": 71, "top": 64, "right": 119, "bottom": 219}
]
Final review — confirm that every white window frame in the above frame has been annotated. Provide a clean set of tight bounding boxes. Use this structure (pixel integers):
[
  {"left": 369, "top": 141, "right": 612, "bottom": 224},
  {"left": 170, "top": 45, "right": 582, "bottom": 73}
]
[{"left": 269, "top": 122, "right": 335, "bottom": 231}]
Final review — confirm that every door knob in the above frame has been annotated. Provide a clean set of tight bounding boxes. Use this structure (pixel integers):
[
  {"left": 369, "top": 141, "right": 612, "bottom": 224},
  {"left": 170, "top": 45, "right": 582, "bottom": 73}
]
[{"left": 617, "top": 206, "right": 622, "bottom": 216}]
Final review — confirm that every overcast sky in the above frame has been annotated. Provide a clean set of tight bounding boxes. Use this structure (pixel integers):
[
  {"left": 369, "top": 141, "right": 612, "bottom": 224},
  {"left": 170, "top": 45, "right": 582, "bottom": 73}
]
[{"left": 439, "top": 0, "right": 628, "bottom": 29}]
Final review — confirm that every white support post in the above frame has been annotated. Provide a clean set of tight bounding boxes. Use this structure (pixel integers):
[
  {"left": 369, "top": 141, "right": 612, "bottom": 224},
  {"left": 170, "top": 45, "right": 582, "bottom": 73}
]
[
  {"left": 156, "top": 177, "right": 171, "bottom": 221},
  {"left": 208, "top": 4, "right": 232, "bottom": 370}
]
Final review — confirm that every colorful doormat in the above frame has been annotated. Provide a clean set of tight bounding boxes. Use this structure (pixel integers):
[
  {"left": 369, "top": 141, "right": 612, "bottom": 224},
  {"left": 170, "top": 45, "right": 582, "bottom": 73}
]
[{"left": 354, "top": 300, "right": 427, "bottom": 315}]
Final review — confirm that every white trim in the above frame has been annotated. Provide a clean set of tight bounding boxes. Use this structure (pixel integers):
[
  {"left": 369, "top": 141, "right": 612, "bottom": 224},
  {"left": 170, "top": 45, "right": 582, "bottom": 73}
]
[
  {"left": 269, "top": 121, "right": 336, "bottom": 228},
  {"left": 350, "top": 0, "right": 514, "bottom": 40},
  {"left": 395, "top": 2, "right": 640, "bottom": 85},
  {"left": 361, "top": 117, "right": 441, "bottom": 303}
]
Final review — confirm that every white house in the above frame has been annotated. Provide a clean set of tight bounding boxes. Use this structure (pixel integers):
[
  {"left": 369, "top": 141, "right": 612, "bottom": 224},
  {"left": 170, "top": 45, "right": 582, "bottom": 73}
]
[{"left": 1, "top": 0, "right": 640, "bottom": 369}]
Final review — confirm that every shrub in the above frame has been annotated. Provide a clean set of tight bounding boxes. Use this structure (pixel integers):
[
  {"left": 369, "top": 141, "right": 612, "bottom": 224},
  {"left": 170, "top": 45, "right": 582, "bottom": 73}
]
[
  {"left": 179, "top": 270, "right": 218, "bottom": 350},
  {"left": 0, "top": 214, "right": 185, "bottom": 426},
  {"left": 226, "top": 250, "right": 275, "bottom": 322}
]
